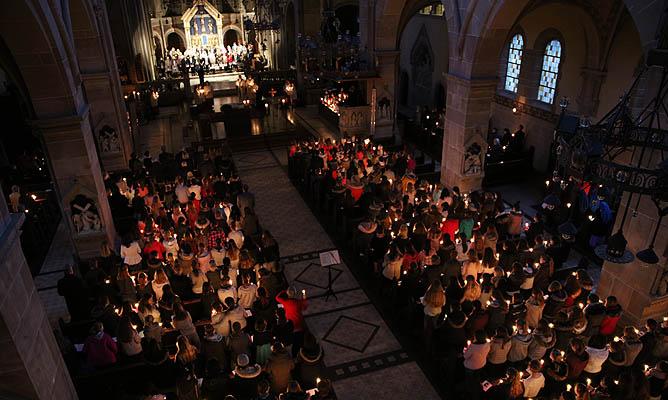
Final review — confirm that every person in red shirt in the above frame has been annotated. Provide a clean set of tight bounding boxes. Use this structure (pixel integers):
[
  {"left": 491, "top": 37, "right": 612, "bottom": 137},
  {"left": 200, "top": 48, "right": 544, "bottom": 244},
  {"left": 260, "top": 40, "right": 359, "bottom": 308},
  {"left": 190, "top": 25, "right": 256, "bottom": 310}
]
[
  {"left": 83, "top": 322, "right": 118, "bottom": 368},
  {"left": 441, "top": 213, "right": 460, "bottom": 240},
  {"left": 143, "top": 237, "right": 166, "bottom": 260},
  {"left": 599, "top": 295, "right": 622, "bottom": 336},
  {"left": 276, "top": 287, "right": 308, "bottom": 357}
]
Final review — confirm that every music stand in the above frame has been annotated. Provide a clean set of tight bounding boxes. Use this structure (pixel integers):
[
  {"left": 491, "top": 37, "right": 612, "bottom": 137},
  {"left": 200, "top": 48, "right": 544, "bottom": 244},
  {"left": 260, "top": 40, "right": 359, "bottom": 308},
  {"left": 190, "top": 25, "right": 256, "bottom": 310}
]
[{"left": 319, "top": 250, "right": 340, "bottom": 301}]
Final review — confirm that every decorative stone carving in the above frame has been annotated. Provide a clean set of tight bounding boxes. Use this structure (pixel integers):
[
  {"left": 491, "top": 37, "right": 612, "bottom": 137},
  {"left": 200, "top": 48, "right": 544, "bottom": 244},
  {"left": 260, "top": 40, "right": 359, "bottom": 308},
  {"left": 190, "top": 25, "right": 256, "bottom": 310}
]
[
  {"left": 462, "top": 131, "right": 488, "bottom": 176},
  {"left": 98, "top": 125, "right": 121, "bottom": 153},
  {"left": 377, "top": 84, "right": 393, "bottom": 121},
  {"left": 70, "top": 194, "right": 102, "bottom": 233},
  {"left": 62, "top": 182, "right": 104, "bottom": 236}
]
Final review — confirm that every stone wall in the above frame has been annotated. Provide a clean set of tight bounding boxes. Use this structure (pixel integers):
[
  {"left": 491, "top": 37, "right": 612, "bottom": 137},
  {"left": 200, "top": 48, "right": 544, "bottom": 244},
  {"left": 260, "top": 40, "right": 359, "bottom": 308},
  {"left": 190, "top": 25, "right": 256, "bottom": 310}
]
[
  {"left": 398, "top": 13, "right": 448, "bottom": 109},
  {"left": 0, "top": 192, "right": 77, "bottom": 399}
]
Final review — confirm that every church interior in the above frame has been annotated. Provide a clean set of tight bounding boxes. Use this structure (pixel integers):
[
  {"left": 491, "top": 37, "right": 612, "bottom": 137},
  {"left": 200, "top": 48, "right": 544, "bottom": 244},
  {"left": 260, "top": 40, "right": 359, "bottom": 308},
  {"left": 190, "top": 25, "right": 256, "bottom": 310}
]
[{"left": 0, "top": 0, "right": 667, "bottom": 399}]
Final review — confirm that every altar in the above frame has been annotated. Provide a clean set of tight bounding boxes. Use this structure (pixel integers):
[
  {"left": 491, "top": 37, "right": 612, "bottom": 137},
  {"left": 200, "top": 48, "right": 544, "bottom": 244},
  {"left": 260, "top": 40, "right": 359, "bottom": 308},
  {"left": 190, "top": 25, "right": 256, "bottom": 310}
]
[{"left": 183, "top": 0, "right": 225, "bottom": 49}]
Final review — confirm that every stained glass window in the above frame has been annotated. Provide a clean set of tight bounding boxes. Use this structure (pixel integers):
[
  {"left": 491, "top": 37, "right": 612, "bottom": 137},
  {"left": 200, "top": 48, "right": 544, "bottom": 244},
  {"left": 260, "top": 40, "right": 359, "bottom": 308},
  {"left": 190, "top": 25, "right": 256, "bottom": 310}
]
[
  {"left": 419, "top": 5, "right": 433, "bottom": 15},
  {"left": 504, "top": 34, "right": 524, "bottom": 93},
  {"left": 537, "top": 39, "right": 562, "bottom": 104},
  {"left": 418, "top": 4, "right": 444, "bottom": 16}
]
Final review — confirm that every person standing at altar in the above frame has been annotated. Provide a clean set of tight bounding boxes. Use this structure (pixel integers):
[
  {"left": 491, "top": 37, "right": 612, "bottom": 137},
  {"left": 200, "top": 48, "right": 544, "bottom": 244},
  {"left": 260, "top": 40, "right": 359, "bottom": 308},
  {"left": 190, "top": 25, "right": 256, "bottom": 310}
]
[{"left": 208, "top": 50, "right": 216, "bottom": 67}]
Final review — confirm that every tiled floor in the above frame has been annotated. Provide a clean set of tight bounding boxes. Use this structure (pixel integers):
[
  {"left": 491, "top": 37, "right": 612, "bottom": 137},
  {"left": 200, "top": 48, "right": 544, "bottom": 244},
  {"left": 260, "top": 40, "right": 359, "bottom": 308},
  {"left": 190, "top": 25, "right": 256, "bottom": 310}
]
[
  {"left": 35, "top": 222, "right": 73, "bottom": 325},
  {"left": 234, "top": 149, "right": 441, "bottom": 399}
]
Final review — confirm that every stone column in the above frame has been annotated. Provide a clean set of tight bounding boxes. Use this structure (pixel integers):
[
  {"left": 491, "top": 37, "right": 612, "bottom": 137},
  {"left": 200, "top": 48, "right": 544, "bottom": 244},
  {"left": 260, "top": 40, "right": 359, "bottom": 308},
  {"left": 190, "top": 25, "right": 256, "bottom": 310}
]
[
  {"left": 71, "top": 0, "right": 132, "bottom": 172},
  {"left": 576, "top": 68, "right": 606, "bottom": 118},
  {"left": 516, "top": 48, "right": 542, "bottom": 103},
  {"left": 0, "top": 188, "right": 78, "bottom": 399},
  {"left": 441, "top": 74, "right": 496, "bottom": 192},
  {"left": 596, "top": 191, "right": 668, "bottom": 323},
  {"left": 36, "top": 107, "right": 116, "bottom": 259},
  {"left": 373, "top": 49, "right": 399, "bottom": 138}
]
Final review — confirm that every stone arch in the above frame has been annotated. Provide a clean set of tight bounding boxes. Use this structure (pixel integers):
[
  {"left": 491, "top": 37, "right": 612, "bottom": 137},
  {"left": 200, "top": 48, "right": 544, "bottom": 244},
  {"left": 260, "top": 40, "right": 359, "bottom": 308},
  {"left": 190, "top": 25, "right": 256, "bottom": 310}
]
[
  {"left": 335, "top": 3, "right": 359, "bottom": 36},
  {"left": 222, "top": 25, "right": 244, "bottom": 46},
  {"left": 0, "top": 0, "right": 116, "bottom": 254},
  {"left": 165, "top": 28, "right": 187, "bottom": 51},
  {"left": 410, "top": 24, "right": 435, "bottom": 103},
  {"left": 0, "top": 0, "right": 83, "bottom": 118}
]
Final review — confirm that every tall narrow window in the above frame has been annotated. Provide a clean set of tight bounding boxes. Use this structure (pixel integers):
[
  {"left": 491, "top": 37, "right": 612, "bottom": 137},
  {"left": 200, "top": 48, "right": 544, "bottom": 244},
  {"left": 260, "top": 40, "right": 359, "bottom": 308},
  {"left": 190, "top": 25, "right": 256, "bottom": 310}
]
[
  {"left": 504, "top": 34, "right": 524, "bottom": 93},
  {"left": 537, "top": 39, "right": 562, "bottom": 104}
]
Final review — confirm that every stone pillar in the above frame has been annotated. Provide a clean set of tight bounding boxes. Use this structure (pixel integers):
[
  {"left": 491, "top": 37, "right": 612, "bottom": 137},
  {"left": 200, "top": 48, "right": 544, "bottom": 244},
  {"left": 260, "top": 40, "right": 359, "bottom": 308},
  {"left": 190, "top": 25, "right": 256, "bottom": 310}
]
[
  {"left": 516, "top": 49, "right": 542, "bottom": 102},
  {"left": 373, "top": 49, "right": 399, "bottom": 138},
  {"left": 358, "top": 0, "right": 373, "bottom": 53},
  {"left": 71, "top": 0, "right": 132, "bottom": 172},
  {"left": 0, "top": 188, "right": 78, "bottom": 399},
  {"left": 36, "top": 107, "right": 116, "bottom": 259},
  {"left": 441, "top": 74, "right": 496, "bottom": 192},
  {"left": 576, "top": 68, "right": 606, "bottom": 118},
  {"left": 596, "top": 191, "right": 668, "bottom": 323}
]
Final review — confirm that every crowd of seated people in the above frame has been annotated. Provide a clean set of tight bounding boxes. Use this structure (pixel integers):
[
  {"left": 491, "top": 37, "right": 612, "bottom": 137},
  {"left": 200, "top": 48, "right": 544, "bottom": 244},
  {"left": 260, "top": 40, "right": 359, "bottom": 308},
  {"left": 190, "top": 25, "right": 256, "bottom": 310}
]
[
  {"left": 487, "top": 125, "right": 528, "bottom": 158},
  {"left": 56, "top": 145, "right": 337, "bottom": 400},
  {"left": 287, "top": 136, "right": 668, "bottom": 400}
]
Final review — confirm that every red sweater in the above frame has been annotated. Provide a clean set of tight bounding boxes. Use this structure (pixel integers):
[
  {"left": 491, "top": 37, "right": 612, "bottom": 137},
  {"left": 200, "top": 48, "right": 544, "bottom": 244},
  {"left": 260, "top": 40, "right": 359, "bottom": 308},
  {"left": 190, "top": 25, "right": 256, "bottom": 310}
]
[
  {"left": 84, "top": 333, "right": 118, "bottom": 368},
  {"left": 441, "top": 219, "right": 460, "bottom": 241},
  {"left": 143, "top": 240, "right": 166, "bottom": 260},
  {"left": 276, "top": 290, "right": 308, "bottom": 332}
]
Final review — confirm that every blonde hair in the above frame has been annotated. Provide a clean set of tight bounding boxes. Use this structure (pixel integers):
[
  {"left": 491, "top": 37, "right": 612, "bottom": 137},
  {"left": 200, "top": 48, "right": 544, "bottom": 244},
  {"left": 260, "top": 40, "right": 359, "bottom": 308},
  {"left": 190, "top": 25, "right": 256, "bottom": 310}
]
[
  {"left": 100, "top": 240, "right": 113, "bottom": 257},
  {"left": 424, "top": 280, "right": 446, "bottom": 308}
]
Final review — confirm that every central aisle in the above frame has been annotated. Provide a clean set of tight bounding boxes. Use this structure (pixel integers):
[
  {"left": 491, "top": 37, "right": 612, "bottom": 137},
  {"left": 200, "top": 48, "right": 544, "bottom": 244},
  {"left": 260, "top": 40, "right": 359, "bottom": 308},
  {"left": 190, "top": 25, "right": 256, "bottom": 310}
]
[{"left": 233, "top": 148, "right": 441, "bottom": 399}]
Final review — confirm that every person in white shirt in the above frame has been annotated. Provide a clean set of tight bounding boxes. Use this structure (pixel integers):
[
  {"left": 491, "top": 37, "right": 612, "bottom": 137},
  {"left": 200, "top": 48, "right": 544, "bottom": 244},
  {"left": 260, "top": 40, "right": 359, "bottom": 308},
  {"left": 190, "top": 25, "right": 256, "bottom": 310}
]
[
  {"left": 163, "top": 236, "right": 179, "bottom": 259},
  {"left": 217, "top": 277, "right": 237, "bottom": 304},
  {"left": 228, "top": 222, "right": 244, "bottom": 248},
  {"left": 461, "top": 249, "right": 482, "bottom": 279},
  {"left": 584, "top": 335, "right": 609, "bottom": 374},
  {"left": 120, "top": 238, "right": 142, "bottom": 268},
  {"left": 190, "top": 268, "right": 208, "bottom": 294},
  {"left": 211, "top": 297, "right": 247, "bottom": 336},
  {"left": 237, "top": 275, "right": 258, "bottom": 309},
  {"left": 522, "top": 359, "right": 545, "bottom": 398},
  {"left": 188, "top": 180, "right": 202, "bottom": 200},
  {"left": 211, "top": 245, "right": 226, "bottom": 266},
  {"left": 382, "top": 247, "right": 403, "bottom": 281},
  {"left": 151, "top": 269, "right": 170, "bottom": 301},
  {"left": 175, "top": 180, "right": 190, "bottom": 205}
]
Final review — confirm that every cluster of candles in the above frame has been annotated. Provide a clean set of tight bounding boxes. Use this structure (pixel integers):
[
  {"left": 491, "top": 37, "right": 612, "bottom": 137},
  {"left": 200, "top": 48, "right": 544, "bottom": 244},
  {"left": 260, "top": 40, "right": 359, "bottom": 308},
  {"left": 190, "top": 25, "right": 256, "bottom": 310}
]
[{"left": 320, "top": 90, "right": 349, "bottom": 115}]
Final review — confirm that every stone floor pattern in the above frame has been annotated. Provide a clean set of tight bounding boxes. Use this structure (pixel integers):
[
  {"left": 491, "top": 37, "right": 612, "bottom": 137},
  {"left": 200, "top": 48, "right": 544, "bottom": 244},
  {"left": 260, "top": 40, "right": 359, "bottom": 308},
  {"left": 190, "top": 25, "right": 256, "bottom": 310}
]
[
  {"left": 233, "top": 148, "right": 441, "bottom": 399},
  {"left": 35, "top": 221, "right": 73, "bottom": 325}
]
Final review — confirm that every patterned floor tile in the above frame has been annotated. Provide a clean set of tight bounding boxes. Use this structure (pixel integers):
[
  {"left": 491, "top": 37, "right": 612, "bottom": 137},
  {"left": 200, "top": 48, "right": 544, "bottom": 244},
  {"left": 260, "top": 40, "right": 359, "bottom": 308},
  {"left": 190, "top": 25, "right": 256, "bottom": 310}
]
[{"left": 332, "top": 362, "right": 441, "bottom": 400}]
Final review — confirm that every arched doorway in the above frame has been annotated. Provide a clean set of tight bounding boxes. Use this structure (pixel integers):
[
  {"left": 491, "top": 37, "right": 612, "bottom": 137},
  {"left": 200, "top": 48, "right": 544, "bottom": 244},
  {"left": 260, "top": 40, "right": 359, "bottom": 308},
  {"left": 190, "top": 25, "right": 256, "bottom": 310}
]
[
  {"left": 167, "top": 32, "right": 185, "bottom": 51},
  {"left": 398, "top": 3, "right": 448, "bottom": 109},
  {"left": 224, "top": 29, "right": 240, "bottom": 47},
  {"left": 335, "top": 4, "right": 359, "bottom": 36}
]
